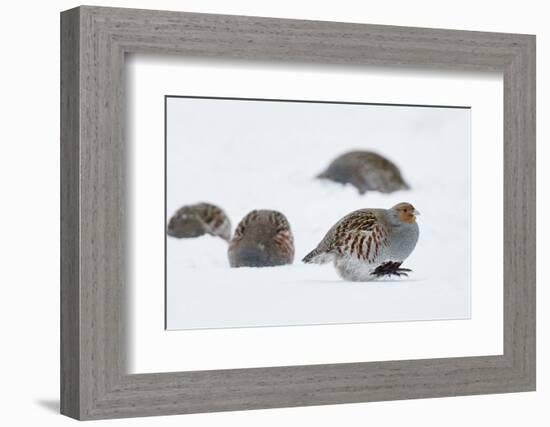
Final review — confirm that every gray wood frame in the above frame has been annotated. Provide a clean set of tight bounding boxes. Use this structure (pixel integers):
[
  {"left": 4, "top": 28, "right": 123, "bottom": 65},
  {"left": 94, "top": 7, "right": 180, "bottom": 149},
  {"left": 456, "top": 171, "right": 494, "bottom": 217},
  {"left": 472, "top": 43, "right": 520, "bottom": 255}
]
[{"left": 60, "top": 5, "right": 536, "bottom": 420}]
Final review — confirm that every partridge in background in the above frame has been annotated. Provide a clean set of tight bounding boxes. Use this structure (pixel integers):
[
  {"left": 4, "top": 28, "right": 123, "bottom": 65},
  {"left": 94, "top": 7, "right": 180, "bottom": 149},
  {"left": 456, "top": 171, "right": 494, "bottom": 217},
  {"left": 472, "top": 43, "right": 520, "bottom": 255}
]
[
  {"left": 167, "top": 202, "right": 231, "bottom": 241},
  {"left": 228, "top": 210, "right": 295, "bottom": 268},
  {"left": 317, "top": 150, "right": 409, "bottom": 195},
  {"left": 302, "top": 203, "right": 419, "bottom": 281}
]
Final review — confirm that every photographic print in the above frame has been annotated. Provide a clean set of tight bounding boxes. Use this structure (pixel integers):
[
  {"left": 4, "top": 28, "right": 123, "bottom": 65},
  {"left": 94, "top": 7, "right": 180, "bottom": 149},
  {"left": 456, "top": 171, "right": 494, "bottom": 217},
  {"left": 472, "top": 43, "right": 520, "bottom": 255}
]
[{"left": 165, "top": 96, "right": 471, "bottom": 330}]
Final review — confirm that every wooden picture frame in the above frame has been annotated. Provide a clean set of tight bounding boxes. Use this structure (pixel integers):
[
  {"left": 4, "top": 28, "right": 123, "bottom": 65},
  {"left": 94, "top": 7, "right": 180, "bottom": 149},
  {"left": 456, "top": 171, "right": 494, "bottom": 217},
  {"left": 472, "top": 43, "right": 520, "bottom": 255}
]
[{"left": 60, "top": 5, "right": 536, "bottom": 420}]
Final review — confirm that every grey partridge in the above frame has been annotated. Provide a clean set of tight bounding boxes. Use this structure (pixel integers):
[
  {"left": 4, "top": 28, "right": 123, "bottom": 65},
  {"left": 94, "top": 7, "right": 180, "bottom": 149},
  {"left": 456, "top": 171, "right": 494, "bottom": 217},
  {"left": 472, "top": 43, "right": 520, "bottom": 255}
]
[
  {"left": 228, "top": 210, "right": 294, "bottom": 268},
  {"left": 303, "top": 203, "right": 419, "bottom": 281},
  {"left": 317, "top": 150, "right": 409, "bottom": 194},
  {"left": 167, "top": 202, "right": 231, "bottom": 241}
]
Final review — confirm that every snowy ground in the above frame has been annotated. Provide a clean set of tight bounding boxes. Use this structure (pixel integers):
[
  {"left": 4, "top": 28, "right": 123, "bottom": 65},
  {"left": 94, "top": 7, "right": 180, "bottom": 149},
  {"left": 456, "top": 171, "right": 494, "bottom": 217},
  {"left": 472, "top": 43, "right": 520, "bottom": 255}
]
[{"left": 166, "top": 97, "right": 471, "bottom": 330}]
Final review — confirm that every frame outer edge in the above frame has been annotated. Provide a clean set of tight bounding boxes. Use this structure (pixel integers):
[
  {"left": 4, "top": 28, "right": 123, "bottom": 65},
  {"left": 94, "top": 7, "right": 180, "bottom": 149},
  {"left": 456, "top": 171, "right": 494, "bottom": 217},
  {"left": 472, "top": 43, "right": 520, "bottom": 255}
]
[
  {"left": 502, "top": 34, "right": 536, "bottom": 390},
  {"left": 520, "top": 34, "right": 536, "bottom": 389},
  {"left": 60, "top": 6, "right": 82, "bottom": 420},
  {"left": 527, "top": 35, "right": 536, "bottom": 390},
  {"left": 60, "top": 6, "right": 537, "bottom": 420}
]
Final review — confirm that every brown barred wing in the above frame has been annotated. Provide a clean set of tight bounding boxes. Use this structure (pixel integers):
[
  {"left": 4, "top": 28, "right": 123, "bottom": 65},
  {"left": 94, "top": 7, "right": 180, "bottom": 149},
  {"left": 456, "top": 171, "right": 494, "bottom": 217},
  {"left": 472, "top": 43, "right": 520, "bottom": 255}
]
[
  {"left": 196, "top": 203, "right": 232, "bottom": 241},
  {"left": 303, "top": 209, "right": 388, "bottom": 264},
  {"left": 269, "top": 211, "right": 295, "bottom": 263},
  {"left": 337, "top": 216, "right": 390, "bottom": 264},
  {"left": 228, "top": 210, "right": 294, "bottom": 267}
]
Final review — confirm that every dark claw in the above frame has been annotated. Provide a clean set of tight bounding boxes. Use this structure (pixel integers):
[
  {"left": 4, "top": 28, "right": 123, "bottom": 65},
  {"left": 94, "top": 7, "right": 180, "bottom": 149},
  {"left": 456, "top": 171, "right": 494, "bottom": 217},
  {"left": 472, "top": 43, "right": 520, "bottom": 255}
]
[{"left": 371, "top": 261, "right": 412, "bottom": 278}]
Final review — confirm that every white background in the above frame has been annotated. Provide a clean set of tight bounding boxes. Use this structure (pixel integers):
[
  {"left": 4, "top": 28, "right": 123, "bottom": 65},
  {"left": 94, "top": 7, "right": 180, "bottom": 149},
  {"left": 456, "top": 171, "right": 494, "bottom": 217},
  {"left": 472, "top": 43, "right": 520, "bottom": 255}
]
[{"left": 0, "top": 1, "right": 546, "bottom": 426}]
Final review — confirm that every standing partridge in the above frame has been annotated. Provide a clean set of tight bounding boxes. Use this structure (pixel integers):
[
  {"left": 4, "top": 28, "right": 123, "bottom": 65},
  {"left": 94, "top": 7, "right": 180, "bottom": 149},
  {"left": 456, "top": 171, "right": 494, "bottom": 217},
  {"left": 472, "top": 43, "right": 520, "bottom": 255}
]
[
  {"left": 302, "top": 203, "right": 419, "bottom": 281},
  {"left": 167, "top": 202, "right": 231, "bottom": 241},
  {"left": 228, "top": 210, "right": 295, "bottom": 268},
  {"left": 317, "top": 150, "right": 409, "bottom": 195}
]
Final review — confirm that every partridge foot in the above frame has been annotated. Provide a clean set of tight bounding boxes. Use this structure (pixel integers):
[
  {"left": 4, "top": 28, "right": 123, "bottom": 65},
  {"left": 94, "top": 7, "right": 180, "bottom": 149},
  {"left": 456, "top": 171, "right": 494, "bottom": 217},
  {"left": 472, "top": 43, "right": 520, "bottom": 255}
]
[{"left": 371, "top": 261, "right": 412, "bottom": 278}]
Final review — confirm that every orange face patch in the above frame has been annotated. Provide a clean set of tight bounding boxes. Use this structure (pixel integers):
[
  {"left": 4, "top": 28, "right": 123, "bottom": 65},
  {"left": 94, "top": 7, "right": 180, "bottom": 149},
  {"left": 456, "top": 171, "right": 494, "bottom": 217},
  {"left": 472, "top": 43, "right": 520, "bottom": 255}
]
[{"left": 392, "top": 203, "right": 417, "bottom": 224}]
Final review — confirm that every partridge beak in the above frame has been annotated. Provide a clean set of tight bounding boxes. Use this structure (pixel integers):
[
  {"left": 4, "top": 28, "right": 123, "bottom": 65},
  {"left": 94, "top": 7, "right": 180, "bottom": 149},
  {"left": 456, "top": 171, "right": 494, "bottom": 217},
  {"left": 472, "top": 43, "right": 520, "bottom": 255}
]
[{"left": 413, "top": 209, "right": 421, "bottom": 216}]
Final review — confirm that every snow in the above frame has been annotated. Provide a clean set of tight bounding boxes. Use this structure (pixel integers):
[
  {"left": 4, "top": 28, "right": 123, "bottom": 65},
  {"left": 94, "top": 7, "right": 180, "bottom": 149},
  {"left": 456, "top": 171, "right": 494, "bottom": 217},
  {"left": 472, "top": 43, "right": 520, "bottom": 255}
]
[{"left": 166, "top": 97, "right": 471, "bottom": 330}]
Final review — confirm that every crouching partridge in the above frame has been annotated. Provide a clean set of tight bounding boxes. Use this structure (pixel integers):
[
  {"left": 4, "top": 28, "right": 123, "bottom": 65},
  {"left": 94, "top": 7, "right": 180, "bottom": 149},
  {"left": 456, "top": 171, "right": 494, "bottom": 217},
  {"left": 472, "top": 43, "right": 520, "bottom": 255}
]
[
  {"left": 302, "top": 203, "right": 419, "bottom": 281},
  {"left": 167, "top": 202, "right": 231, "bottom": 241},
  {"left": 228, "top": 210, "right": 294, "bottom": 268}
]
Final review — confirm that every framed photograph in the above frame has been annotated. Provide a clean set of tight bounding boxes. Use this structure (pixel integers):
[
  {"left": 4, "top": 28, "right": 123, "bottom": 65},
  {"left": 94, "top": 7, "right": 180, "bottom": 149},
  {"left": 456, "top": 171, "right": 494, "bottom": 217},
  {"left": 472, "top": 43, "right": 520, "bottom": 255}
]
[
  {"left": 164, "top": 96, "right": 472, "bottom": 331},
  {"left": 61, "top": 6, "right": 536, "bottom": 420}
]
